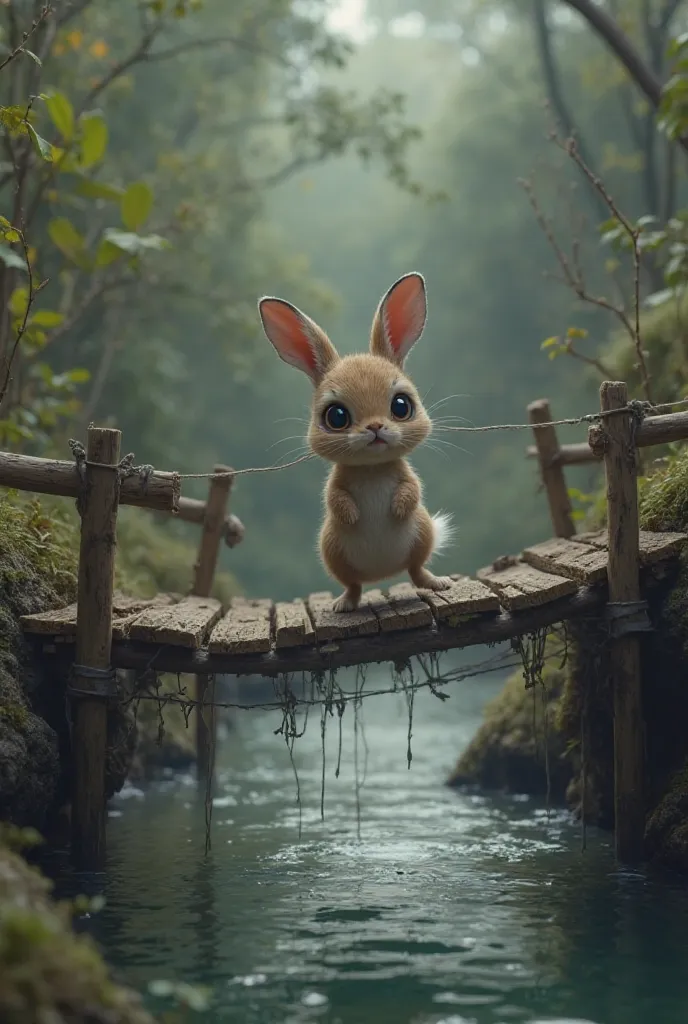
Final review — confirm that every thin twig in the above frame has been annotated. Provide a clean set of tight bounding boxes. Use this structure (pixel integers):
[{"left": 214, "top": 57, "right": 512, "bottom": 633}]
[
  {"left": 0, "top": 4, "right": 52, "bottom": 75},
  {"left": 557, "top": 135, "right": 653, "bottom": 404},
  {"left": 0, "top": 226, "right": 47, "bottom": 406}
]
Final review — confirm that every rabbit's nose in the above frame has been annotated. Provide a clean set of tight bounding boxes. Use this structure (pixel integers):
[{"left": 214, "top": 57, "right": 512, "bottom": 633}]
[{"left": 367, "top": 421, "right": 383, "bottom": 432}]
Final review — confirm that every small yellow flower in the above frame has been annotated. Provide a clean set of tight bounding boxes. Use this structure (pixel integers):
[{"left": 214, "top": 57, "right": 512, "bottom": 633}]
[
  {"left": 66, "top": 30, "right": 83, "bottom": 50},
  {"left": 89, "top": 40, "right": 109, "bottom": 58}
]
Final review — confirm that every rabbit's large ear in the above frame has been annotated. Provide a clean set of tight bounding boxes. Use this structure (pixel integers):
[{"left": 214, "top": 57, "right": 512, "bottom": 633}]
[
  {"left": 370, "top": 272, "right": 427, "bottom": 367},
  {"left": 258, "top": 298, "right": 339, "bottom": 384}
]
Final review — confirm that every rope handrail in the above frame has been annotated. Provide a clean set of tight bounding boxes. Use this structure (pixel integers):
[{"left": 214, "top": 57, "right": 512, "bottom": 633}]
[{"left": 174, "top": 394, "right": 688, "bottom": 481}]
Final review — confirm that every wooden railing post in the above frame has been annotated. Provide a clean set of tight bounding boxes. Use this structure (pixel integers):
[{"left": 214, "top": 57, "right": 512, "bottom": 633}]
[
  {"left": 72, "top": 426, "right": 121, "bottom": 870},
  {"left": 192, "top": 464, "right": 233, "bottom": 783},
  {"left": 528, "top": 399, "right": 575, "bottom": 538},
  {"left": 600, "top": 381, "right": 646, "bottom": 863}
]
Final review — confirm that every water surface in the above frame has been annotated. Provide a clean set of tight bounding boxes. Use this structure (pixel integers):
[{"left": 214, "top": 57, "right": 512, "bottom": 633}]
[{"left": 62, "top": 666, "right": 688, "bottom": 1023}]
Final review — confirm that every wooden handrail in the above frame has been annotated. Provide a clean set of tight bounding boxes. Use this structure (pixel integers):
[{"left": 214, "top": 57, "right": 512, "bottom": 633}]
[
  {"left": 526, "top": 408, "right": 688, "bottom": 467},
  {"left": 0, "top": 450, "right": 179, "bottom": 511}
]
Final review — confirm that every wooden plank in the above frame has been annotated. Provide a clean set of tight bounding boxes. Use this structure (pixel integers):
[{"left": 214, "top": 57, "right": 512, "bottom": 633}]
[
  {"left": 209, "top": 598, "right": 273, "bottom": 654},
  {"left": 127, "top": 595, "right": 222, "bottom": 648},
  {"left": 477, "top": 560, "right": 577, "bottom": 611},
  {"left": 112, "top": 595, "right": 177, "bottom": 638},
  {"left": 417, "top": 575, "right": 500, "bottom": 620},
  {"left": 521, "top": 537, "right": 608, "bottom": 584},
  {"left": 306, "top": 591, "right": 379, "bottom": 643},
  {"left": 574, "top": 528, "right": 687, "bottom": 564},
  {"left": 388, "top": 583, "right": 434, "bottom": 629},
  {"left": 21, "top": 592, "right": 176, "bottom": 638},
  {"left": 360, "top": 587, "right": 414, "bottom": 633},
  {"left": 275, "top": 600, "right": 316, "bottom": 648}
]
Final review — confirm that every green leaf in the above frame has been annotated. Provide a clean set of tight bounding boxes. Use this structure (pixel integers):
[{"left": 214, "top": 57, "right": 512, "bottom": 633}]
[
  {"left": 73, "top": 177, "right": 123, "bottom": 202},
  {"left": 95, "top": 238, "right": 123, "bottom": 268},
  {"left": 66, "top": 367, "right": 90, "bottom": 383},
  {"left": 29, "top": 310, "right": 64, "bottom": 328},
  {"left": 48, "top": 217, "right": 89, "bottom": 268},
  {"left": 44, "top": 90, "right": 74, "bottom": 143},
  {"left": 79, "top": 112, "right": 108, "bottom": 169},
  {"left": 0, "top": 243, "right": 27, "bottom": 271},
  {"left": 103, "top": 227, "right": 169, "bottom": 254},
  {"left": 21, "top": 48, "right": 42, "bottom": 66},
  {"left": 566, "top": 326, "right": 588, "bottom": 339},
  {"left": 121, "top": 181, "right": 153, "bottom": 231},
  {"left": 646, "top": 287, "right": 679, "bottom": 307},
  {"left": 27, "top": 124, "right": 53, "bottom": 162},
  {"left": 540, "top": 336, "right": 559, "bottom": 349},
  {"left": 9, "top": 287, "right": 29, "bottom": 318}
]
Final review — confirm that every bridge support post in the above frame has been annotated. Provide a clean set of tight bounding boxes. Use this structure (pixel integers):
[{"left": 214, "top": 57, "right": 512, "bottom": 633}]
[
  {"left": 71, "top": 426, "right": 122, "bottom": 871},
  {"left": 192, "top": 464, "right": 234, "bottom": 785},
  {"left": 601, "top": 381, "right": 646, "bottom": 864},
  {"left": 528, "top": 399, "right": 575, "bottom": 538}
]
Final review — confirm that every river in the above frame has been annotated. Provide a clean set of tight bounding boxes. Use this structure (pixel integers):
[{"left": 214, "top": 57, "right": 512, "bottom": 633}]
[{"left": 56, "top": 662, "right": 688, "bottom": 1023}]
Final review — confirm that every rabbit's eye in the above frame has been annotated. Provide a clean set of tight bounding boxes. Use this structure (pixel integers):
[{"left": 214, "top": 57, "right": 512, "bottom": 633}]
[
  {"left": 391, "top": 393, "right": 414, "bottom": 421},
  {"left": 323, "top": 403, "right": 351, "bottom": 431}
]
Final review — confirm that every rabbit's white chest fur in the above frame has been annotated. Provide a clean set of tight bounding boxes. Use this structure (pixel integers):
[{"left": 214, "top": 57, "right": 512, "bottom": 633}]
[{"left": 330, "top": 465, "right": 418, "bottom": 581}]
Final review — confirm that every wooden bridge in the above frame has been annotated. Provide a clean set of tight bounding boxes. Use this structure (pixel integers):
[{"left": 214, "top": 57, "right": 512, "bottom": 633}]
[
  {"left": 19, "top": 529, "right": 686, "bottom": 676},
  {"left": 4, "top": 381, "right": 688, "bottom": 870}
]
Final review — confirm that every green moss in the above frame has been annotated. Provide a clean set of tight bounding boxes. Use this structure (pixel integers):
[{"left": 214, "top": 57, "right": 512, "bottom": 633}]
[
  {"left": 448, "top": 644, "right": 573, "bottom": 800},
  {"left": 0, "top": 841, "right": 155, "bottom": 1024},
  {"left": 646, "top": 764, "right": 688, "bottom": 872},
  {"left": 602, "top": 291, "right": 688, "bottom": 404},
  {"left": 0, "top": 492, "right": 78, "bottom": 607},
  {"left": 0, "top": 702, "right": 28, "bottom": 732},
  {"left": 638, "top": 446, "right": 688, "bottom": 533}
]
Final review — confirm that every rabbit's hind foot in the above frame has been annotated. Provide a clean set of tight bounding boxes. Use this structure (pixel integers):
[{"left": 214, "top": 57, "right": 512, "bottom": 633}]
[
  {"left": 409, "top": 567, "right": 453, "bottom": 592},
  {"left": 332, "top": 584, "right": 362, "bottom": 613}
]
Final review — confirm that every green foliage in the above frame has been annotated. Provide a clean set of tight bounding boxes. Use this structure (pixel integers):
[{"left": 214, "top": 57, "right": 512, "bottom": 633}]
[
  {"left": 638, "top": 446, "right": 688, "bottom": 534},
  {"left": 0, "top": 840, "right": 156, "bottom": 1024}
]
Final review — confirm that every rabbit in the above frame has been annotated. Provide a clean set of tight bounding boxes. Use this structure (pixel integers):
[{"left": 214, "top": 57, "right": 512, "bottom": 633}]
[{"left": 258, "top": 272, "right": 453, "bottom": 613}]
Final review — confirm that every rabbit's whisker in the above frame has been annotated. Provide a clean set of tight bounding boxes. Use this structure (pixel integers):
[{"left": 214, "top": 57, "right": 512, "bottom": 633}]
[
  {"left": 425, "top": 394, "right": 471, "bottom": 415},
  {"left": 268, "top": 434, "right": 307, "bottom": 451}
]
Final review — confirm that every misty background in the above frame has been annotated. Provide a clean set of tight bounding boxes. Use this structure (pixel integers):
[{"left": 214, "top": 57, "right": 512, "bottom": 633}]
[{"left": 4, "top": 0, "right": 681, "bottom": 601}]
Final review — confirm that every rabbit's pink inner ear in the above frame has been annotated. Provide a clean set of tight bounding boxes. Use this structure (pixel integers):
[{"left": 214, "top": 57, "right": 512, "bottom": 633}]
[
  {"left": 259, "top": 300, "right": 318, "bottom": 380},
  {"left": 379, "top": 274, "right": 427, "bottom": 364}
]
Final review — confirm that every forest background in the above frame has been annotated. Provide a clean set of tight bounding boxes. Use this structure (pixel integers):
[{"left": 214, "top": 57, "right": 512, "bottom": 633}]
[{"left": 2, "top": 0, "right": 687, "bottom": 601}]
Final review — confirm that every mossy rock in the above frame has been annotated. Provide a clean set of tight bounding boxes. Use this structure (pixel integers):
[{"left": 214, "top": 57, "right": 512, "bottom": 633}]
[
  {"left": 0, "top": 496, "right": 76, "bottom": 827},
  {"left": 645, "top": 765, "right": 688, "bottom": 872},
  {"left": 0, "top": 834, "right": 155, "bottom": 1024},
  {"left": 448, "top": 652, "right": 572, "bottom": 801}
]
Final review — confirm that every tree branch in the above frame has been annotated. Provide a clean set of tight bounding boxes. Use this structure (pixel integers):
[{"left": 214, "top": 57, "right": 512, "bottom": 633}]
[
  {"left": 143, "top": 32, "right": 291, "bottom": 68},
  {"left": 560, "top": 0, "right": 664, "bottom": 108},
  {"left": 532, "top": 0, "right": 608, "bottom": 222},
  {"left": 0, "top": 3, "right": 52, "bottom": 75}
]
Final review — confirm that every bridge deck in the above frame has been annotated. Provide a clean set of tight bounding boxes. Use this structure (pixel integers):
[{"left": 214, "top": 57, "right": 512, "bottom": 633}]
[{"left": 21, "top": 530, "right": 687, "bottom": 677}]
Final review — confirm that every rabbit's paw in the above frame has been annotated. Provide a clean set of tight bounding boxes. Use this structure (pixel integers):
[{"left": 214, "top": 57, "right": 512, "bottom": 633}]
[
  {"left": 425, "top": 574, "right": 453, "bottom": 591},
  {"left": 330, "top": 491, "right": 359, "bottom": 526},
  {"left": 410, "top": 568, "right": 453, "bottom": 592},
  {"left": 332, "top": 586, "right": 361, "bottom": 613},
  {"left": 391, "top": 481, "right": 419, "bottom": 520}
]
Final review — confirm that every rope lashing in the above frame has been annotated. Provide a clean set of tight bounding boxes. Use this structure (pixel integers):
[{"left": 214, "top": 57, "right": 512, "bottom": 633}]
[
  {"left": 69, "top": 663, "right": 119, "bottom": 698},
  {"left": 606, "top": 601, "right": 653, "bottom": 638}
]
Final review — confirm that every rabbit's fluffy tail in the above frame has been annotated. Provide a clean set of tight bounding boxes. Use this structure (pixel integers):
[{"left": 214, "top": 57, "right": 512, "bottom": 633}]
[{"left": 430, "top": 511, "right": 454, "bottom": 559}]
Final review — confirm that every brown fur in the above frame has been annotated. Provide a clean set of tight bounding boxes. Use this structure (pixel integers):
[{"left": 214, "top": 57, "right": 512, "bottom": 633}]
[{"left": 259, "top": 273, "right": 453, "bottom": 611}]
